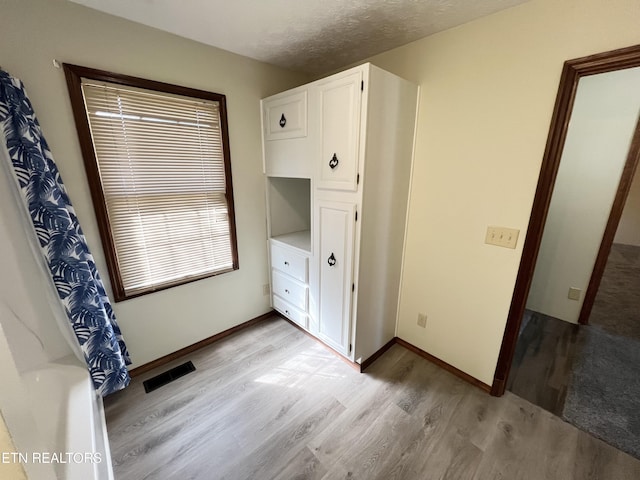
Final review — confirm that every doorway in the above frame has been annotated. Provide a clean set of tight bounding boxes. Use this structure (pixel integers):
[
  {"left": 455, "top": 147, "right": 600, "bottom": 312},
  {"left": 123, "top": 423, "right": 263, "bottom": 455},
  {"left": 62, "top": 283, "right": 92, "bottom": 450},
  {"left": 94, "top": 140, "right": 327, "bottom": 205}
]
[
  {"left": 491, "top": 44, "right": 640, "bottom": 397},
  {"left": 493, "top": 44, "right": 640, "bottom": 460}
]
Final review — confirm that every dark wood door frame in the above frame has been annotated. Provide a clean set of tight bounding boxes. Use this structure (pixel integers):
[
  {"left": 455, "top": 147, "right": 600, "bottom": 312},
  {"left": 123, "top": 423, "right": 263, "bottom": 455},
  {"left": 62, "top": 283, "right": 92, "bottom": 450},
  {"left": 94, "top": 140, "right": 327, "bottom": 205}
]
[
  {"left": 578, "top": 118, "right": 640, "bottom": 325},
  {"left": 491, "top": 44, "right": 640, "bottom": 397}
]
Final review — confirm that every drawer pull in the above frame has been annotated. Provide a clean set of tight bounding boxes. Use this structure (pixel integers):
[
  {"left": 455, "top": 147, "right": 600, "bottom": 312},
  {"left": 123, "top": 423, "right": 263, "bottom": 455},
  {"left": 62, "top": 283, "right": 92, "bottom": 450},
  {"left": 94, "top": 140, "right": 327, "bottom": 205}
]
[
  {"left": 285, "top": 310, "right": 290, "bottom": 315},
  {"left": 285, "top": 289, "right": 290, "bottom": 294},
  {"left": 329, "top": 153, "right": 339, "bottom": 169},
  {"left": 328, "top": 252, "right": 336, "bottom": 266},
  {"left": 279, "top": 113, "right": 287, "bottom": 128},
  {"left": 284, "top": 261, "right": 290, "bottom": 266}
]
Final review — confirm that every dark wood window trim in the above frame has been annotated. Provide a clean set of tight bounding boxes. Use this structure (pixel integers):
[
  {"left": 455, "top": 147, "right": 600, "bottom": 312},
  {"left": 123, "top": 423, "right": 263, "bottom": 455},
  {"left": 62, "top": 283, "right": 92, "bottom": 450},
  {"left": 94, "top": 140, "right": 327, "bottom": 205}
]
[{"left": 63, "top": 64, "right": 239, "bottom": 301}]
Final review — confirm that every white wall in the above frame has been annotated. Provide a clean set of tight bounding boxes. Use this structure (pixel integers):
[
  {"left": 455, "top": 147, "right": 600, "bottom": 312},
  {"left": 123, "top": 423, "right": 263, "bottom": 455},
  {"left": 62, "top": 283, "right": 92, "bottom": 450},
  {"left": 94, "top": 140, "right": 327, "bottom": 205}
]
[
  {"left": 527, "top": 67, "right": 640, "bottom": 322},
  {"left": 365, "top": 0, "right": 640, "bottom": 385},
  {"left": 0, "top": 0, "right": 308, "bottom": 368},
  {"left": 614, "top": 167, "right": 640, "bottom": 246},
  {"left": 0, "top": 412, "right": 27, "bottom": 480}
]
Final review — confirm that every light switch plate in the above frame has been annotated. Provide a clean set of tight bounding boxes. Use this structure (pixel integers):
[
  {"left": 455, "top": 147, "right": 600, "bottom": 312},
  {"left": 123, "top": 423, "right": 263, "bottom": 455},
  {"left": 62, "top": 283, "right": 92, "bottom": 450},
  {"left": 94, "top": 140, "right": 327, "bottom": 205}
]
[
  {"left": 485, "top": 226, "right": 519, "bottom": 249},
  {"left": 568, "top": 287, "right": 581, "bottom": 301}
]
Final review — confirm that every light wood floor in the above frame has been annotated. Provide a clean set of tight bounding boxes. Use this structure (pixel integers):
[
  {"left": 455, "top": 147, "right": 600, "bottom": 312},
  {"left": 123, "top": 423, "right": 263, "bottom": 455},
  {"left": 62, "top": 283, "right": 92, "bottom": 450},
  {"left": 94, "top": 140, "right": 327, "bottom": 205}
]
[{"left": 104, "top": 316, "right": 640, "bottom": 479}]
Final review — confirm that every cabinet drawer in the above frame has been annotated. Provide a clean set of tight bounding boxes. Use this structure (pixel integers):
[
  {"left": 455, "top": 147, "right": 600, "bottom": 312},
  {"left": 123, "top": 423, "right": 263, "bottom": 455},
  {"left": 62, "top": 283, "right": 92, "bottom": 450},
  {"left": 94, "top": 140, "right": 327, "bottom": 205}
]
[
  {"left": 270, "top": 242, "right": 308, "bottom": 282},
  {"left": 263, "top": 90, "right": 307, "bottom": 141},
  {"left": 272, "top": 270, "right": 307, "bottom": 311},
  {"left": 273, "top": 296, "right": 308, "bottom": 329}
]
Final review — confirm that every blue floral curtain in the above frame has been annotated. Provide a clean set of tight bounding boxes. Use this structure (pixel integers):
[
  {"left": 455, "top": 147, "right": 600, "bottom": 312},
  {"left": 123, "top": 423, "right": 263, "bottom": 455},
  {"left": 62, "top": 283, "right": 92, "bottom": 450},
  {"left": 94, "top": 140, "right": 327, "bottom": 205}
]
[{"left": 0, "top": 69, "right": 131, "bottom": 396}]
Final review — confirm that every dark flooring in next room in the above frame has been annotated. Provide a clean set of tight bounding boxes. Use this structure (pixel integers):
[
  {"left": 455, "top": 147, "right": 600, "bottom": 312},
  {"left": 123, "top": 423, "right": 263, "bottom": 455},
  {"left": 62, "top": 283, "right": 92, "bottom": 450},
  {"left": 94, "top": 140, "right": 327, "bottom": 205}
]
[
  {"left": 507, "top": 311, "right": 580, "bottom": 418},
  {"left": 104, "top": 315, "right": 640, "bottom": 480},
  {"left": 509, "top": 243, "right": 640, "bottom": 460},
  {"left": 589, "top": 243, "right": 640, "bottom": 341}
]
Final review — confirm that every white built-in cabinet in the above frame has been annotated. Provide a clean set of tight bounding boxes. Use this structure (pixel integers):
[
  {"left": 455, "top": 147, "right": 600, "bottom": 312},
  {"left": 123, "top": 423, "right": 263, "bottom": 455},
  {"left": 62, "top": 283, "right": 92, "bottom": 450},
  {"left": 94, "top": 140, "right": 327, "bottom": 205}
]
[{"left": 262, "top": 63, "right": 418, "bottom": 364}]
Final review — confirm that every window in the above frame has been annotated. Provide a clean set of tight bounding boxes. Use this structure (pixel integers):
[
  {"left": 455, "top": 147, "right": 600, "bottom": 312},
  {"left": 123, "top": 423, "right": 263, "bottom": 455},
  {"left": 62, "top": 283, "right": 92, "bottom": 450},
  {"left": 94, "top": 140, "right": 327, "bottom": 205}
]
[{"left": 64, "top": 65, "right": 239, "bottom": 301}]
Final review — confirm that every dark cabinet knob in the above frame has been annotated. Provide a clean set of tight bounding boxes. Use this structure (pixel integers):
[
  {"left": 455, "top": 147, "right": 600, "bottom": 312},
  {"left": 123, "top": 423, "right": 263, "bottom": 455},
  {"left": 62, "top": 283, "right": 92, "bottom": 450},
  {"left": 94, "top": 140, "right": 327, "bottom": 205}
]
[
  {"left": 329, "top": 153, "right": 339, "bottom": 169},
  {"left": 327, "top": 253, "right": 336, "bottom": 266},
  {"left": 279, "top": 113, "right": 287, "bottom": 128}
]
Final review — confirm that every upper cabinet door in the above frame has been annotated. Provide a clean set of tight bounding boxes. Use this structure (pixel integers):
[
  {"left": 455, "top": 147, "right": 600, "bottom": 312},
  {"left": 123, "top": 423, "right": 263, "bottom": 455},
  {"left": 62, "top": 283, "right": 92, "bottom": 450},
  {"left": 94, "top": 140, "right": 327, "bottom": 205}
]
[
  {"left": 262, "top": 89, "right": 311, "bottom": 178},
  {"left": 263, "top": 90, "right": 307, "bottom": 141},
  {"left": 317, "top": 71, "right": 362, "bottom": 191}
]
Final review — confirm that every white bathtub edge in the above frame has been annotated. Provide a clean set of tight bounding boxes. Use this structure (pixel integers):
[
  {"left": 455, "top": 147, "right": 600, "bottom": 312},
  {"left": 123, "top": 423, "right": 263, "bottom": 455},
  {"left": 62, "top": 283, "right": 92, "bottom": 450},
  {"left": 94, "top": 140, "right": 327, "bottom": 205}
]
[{"left": 21, "top": 357, "right": 114, "bottom": 480}]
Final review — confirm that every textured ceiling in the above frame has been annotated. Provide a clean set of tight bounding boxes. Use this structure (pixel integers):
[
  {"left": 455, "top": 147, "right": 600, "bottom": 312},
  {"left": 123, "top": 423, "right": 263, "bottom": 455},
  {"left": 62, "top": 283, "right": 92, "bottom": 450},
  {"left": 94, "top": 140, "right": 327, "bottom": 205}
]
[{"left": 69, "top": 0, "right": 529, "bottom": 75}]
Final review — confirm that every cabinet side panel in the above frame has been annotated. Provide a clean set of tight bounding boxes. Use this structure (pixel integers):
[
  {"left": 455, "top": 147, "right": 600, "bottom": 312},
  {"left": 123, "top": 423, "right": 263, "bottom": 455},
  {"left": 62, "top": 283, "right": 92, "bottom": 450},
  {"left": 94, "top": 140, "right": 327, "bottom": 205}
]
[{"left": 356, "top": 67, "right": 418, "bottom": 361}]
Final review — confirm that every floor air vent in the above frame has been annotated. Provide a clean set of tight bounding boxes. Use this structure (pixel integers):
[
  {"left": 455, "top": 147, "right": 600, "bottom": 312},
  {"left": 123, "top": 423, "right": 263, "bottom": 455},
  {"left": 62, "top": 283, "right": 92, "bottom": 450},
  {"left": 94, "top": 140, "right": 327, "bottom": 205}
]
[{"left": 143, "top": 361, "right": 196, "bottom": 393}]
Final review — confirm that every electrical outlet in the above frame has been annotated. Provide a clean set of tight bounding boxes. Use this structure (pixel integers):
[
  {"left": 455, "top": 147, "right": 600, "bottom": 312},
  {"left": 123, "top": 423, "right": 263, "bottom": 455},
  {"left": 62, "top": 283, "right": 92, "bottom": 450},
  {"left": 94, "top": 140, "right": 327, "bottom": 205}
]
[
  {"left": 417, "top": 313, "right": 427, "bottom": 328},
  {"left": 263, "top": 284, "right": 270, "bottom": 296},
  {"left": 485, "top": 226, "right": 519, "bottom": 249}
]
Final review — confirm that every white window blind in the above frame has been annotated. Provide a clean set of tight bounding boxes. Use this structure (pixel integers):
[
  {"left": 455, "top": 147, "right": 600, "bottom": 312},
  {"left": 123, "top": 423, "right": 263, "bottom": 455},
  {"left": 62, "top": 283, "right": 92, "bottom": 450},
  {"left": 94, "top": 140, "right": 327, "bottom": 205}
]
[{"left": 80, "top": 80, "right": 235, "bottom": 297}]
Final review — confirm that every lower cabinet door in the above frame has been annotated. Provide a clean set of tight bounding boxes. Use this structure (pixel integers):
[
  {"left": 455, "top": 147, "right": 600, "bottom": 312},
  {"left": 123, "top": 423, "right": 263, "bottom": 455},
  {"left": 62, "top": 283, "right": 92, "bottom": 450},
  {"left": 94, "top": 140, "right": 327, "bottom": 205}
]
[{"left": 316, "top": 200, "right": 356, "bottom": 356}]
